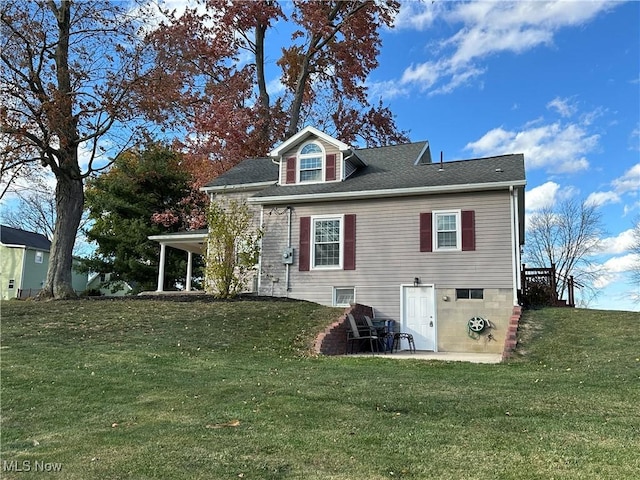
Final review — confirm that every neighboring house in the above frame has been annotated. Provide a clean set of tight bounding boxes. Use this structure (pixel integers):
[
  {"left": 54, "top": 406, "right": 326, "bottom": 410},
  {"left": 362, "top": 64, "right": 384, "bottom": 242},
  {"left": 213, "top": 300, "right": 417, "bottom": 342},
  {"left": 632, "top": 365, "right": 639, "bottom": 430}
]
[
  {"left": 151, "top": 126, "right": 526, "bottom": 353},
  {"left": 86, "top": 272, "right": 133, "bottom": 297},
  {"left": 0, "top": 225, "right": 88, "bottom": 299}
]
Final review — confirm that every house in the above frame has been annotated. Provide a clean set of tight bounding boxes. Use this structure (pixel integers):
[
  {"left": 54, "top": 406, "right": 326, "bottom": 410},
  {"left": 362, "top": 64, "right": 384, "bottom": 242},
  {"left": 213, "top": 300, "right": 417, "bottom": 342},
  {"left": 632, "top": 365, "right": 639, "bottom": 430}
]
[
  {"left": 86, "top": 272, "right": 133, "bottom": 296},
  {"left": 152, "top": 126, "right": 526, "bottom": 353},
  {"left": 0, "top": 225, "right": 88, "bottom": 299}
]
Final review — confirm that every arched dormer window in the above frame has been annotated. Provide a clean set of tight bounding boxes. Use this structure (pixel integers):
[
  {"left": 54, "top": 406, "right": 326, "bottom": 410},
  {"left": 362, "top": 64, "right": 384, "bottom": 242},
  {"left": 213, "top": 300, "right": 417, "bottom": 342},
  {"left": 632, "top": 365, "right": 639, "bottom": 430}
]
[{"left": 298, "top": 142, "right": 324, "bottom": 183}]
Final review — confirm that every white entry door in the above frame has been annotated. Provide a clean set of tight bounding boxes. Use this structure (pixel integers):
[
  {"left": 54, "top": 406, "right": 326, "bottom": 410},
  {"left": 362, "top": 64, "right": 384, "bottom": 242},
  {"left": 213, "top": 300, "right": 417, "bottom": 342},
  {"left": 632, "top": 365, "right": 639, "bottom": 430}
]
[{"left": 402, "top": 285, "right": 436, "bottom": 351}]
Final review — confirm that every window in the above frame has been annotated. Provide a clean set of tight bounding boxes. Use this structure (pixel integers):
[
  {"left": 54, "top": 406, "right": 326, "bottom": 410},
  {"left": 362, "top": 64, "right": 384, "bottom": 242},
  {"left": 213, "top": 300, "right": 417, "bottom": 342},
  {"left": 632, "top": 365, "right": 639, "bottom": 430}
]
[
  {"left": 434, "top": 211, "right": 461, "bottom": 250},
  {"left": 456, "top": 289, "right": 484, "bottom": 300},
  {"left": 8, "top": 279, "right": 15, "bottom": 289},
  {"left": 420, "top": 210, "right": 475, "bottom": 252},
  {"left": 35, "top": 251, "right": 44, "bottom": 263},
  {"left": 313, "top": 217, "right": 342, "bottom": 268},
  {"left": 333, "top": 287, "right": 355, "bottom": 307},
  {"left": 299, "top": 142, "right": 323, "bottom": 182},
  {"left": 300, "top": 214, "right": 355, "bottom": 272}
]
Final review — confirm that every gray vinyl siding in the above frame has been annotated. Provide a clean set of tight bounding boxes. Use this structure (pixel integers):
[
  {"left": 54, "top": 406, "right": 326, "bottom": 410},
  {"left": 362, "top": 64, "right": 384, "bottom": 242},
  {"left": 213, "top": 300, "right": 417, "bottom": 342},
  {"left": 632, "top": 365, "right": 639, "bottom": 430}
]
[
  {"left": 279, "top": 138, "right": 342, "bottom": 184},
  {"left": 213, "top": 189, "right": 262, "bottom": 227},
  {"left": 258, "top": 190, "right": 515, "bottom": 319}
]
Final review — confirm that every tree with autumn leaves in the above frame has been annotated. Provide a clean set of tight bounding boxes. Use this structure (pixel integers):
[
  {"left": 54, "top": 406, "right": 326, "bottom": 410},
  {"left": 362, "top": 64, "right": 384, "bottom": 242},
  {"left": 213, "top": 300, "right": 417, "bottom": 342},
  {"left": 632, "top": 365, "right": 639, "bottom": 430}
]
[
  {"left": 1, "top": 0, "right": 163, "bottom": 298},
  {"left": 1, "top": 0, "right": 407, "bottom": 299},
  {"left": 148, "top": 0, "right": 409, "bottom": 230}
]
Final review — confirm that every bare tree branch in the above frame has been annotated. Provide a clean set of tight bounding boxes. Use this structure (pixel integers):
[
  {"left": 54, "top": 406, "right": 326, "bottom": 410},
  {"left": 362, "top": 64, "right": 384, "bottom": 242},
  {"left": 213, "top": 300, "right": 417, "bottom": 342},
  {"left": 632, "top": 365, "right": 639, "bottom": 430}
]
[{"left": 524, "top": 198, "right": 605, "bottom": 305}]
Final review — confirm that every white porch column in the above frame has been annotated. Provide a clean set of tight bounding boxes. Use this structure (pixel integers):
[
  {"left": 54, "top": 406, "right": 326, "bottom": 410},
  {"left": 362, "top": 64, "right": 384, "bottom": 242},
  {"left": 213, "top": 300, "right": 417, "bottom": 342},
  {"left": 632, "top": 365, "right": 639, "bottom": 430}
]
[
  {"left": 157, "top": 243, "right": 166, "bottom": 292},
  {"left": 186, "top": 251, "right": 193, "bottom": 291}
]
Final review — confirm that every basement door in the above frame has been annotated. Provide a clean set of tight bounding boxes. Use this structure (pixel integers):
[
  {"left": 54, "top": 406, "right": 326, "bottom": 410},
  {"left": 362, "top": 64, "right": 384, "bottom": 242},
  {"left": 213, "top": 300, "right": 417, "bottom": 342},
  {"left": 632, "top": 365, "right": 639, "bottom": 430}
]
[{"left": 401, "top": 285, "right": 436, "bottom": 351}]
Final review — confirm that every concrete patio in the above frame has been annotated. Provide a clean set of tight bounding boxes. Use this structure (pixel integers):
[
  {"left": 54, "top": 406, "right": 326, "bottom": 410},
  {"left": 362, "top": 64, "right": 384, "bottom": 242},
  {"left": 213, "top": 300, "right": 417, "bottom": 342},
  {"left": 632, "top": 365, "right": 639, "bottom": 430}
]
[{"left": 346, "top": 351, "right": 503, "bottom": 364}]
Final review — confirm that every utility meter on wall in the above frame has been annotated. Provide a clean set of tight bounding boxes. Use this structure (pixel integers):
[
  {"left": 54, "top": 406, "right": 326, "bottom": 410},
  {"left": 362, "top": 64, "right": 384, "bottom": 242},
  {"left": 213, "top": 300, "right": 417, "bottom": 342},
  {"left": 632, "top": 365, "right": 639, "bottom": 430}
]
[{"left": 282, "top": 247, "right": 294, "bottom": 265}]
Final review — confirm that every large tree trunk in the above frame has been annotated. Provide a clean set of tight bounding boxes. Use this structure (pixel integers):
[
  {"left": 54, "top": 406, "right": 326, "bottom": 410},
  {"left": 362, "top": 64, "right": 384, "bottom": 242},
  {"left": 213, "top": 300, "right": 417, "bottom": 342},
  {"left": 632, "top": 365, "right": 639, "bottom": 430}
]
[
  {"left": 37, "top": 157, "right": 84, "bottom": 300},
  {"left": 286, "top": 53, "right": 312, "bottom": 138},
  {"left": 254, "top": 20, "right": 271, "bottom": 146},
  {"left": 36, "top": 0, "right": 83, "bottom": 300}
]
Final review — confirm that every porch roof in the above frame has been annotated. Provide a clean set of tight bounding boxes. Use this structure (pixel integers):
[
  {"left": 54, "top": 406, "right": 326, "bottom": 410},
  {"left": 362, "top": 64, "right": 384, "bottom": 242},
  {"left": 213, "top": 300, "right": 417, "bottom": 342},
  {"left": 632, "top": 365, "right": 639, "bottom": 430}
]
[{"left": 148, "top": 230, "right": 207, "bottom": 254}]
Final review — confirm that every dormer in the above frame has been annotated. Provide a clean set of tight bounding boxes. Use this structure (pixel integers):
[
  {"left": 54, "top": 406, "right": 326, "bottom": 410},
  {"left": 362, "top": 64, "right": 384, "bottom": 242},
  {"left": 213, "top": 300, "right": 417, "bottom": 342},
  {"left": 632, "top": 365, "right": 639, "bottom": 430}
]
[{"left": 270, "top": 126, "right": 366, "bottom": 186}]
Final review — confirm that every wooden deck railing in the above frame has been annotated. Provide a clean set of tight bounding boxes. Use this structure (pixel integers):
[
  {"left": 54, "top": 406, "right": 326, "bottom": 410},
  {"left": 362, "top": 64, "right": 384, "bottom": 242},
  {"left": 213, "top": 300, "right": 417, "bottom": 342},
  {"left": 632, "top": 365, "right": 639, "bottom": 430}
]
[{"left": 520, "top": 263, "right": 577, "bottom": 307}]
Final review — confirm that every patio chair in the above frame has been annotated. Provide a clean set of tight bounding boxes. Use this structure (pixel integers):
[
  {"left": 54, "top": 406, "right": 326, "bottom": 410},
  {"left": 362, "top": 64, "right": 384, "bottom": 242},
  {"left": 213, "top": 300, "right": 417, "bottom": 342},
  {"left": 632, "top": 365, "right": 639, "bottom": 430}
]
[
  {"left": 364, "top": 315, "right": 394, "bottom": 352},
  {"left": 364, "top": 315, "right": 416, "bottom": 353},
  {"left": 346, "top": 313, "right": 380, "bottom": 354}
]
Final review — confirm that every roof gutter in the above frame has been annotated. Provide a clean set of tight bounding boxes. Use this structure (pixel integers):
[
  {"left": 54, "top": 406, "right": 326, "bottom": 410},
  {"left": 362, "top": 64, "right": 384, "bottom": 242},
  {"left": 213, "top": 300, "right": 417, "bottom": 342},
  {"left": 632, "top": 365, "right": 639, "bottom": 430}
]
[
  {"left": 248, "top": 180, "right": 527, "bottom": 205},
  {"left": 2, "top": 244, "right": 50, "bottom": 252},
  {"left": 149, "top": 232, "right": 208, "bottom": 242},
  {"left": 201, "top": 181, "right": 276, "bottom": 194}
]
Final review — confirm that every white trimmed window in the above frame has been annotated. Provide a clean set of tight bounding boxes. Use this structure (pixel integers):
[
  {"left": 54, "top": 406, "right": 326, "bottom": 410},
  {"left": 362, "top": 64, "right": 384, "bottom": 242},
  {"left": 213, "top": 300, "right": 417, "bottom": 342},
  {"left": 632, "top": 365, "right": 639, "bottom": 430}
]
[
  {"left": 35, "top": 251, "right": 44, "bottom": 263},
  {"left": 312, "top": 215, "right": 343, "bottom": 269},
  {"left": 333, "top": 287, "right": 355, "bottom": 307},
  {"left": 298, "top": 142, "right": 323, "bottom": 183},
  {"left": 434, "top": 211, "right": 461, "bottom": 251}
]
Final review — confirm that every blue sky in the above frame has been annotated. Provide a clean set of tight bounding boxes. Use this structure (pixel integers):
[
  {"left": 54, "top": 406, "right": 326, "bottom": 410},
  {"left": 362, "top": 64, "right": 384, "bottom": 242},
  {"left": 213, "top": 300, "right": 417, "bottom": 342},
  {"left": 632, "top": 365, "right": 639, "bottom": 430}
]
[{"left": 365, "top": 0, "right": 638, "bottom": 311}]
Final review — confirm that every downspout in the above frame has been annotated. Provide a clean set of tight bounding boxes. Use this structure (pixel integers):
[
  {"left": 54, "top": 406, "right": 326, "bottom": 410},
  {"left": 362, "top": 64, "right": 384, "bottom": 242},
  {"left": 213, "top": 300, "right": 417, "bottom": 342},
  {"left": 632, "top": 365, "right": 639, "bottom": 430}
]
[
  {"left": 258, "top": 206, "right": 264, "bottom": 294},
  {"left": 271, "top": 156, "right": 282, "bottom": 185},
  {"left": 509, "top": 186, "right": 519, "bottom": 305},
  {"left": 285, "top": 205, "right": 292, "bottom": 293},
  {"left": 342, "top": 151, "right": 355, "bottom": 162},
  {"left": 514, "top": 187, "right": 522, "bottom": 292}
]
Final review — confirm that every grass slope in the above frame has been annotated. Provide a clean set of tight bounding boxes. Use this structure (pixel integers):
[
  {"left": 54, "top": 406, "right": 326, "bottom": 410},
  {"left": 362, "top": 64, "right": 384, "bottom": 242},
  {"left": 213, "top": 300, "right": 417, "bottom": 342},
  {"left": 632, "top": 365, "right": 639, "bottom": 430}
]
[{"left": 1, "top": 299, "right": 639, "bottom": 479}]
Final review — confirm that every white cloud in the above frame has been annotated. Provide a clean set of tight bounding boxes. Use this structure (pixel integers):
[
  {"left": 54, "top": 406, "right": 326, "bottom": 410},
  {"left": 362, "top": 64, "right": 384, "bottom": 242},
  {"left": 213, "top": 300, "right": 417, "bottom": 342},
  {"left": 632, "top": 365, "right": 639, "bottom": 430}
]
[
  {"left": 612, "top": 163, "right": 640, "bottom": 194},
  {"left": 525, "top": 181, "right": 560, "bottom": 211},
  {"left": 602, "top": 253, "right": 640, "bottom": 274},
  {"left": 547, "top": 97, "right": 577, "bottom": 118},
  {"left": 592, "top": 268, "right": 616, "bottom": 289},
  {"left": 581, "top": 164, "right": 639, "bottom": 214},
  {"left": 401, "top": 61, "right": 442, "bottom": 90},
  {"left": 394, "top": 1, "right": 444, "bottom": 31},
  {"left": 599, "top": 229, "right": 635, "bottom": 255},
  {"left": 591, "top": 253, "right": 639, "bottom": 290},
  {"left": 465, "top": 121, "right": 598, "bottom": 174},
  {"left": 367, "top": 79, "right": 410, "bottom": 101},
  {"left": 267, "top": 76, "right": 286, "bottom": 96},
  {"left": 586, "top": 191, "right": 621, "bottom": 207},
  {"left": 579, "top": 106, "right": 607, "bottom": 126},
  {"left": 397, "top": 1, "right": 617, "bottom": 95},
  {"left": 623, "top": 201, "right": 640, "bottom": 217}
]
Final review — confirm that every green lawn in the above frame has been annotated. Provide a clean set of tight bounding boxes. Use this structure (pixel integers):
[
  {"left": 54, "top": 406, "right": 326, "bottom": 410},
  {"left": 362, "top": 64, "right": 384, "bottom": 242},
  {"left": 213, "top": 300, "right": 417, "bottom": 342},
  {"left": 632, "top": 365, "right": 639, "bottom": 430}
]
[{"left": 1, "top": 298, "right": 639, "bottom": 479}]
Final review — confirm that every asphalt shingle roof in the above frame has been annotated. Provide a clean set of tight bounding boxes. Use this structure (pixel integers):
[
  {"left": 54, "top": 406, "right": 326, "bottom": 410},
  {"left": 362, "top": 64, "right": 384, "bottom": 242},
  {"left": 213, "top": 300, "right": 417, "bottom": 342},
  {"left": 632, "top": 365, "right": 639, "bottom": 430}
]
[
  {"left": 203, "top": 141, "right": 525, "bottom": 199},
  {"left": 204, "top": 157, "right": 279, "bottom": 188},
  {"left": 0, "top": 225, "right": 51, "bottom": 250}
]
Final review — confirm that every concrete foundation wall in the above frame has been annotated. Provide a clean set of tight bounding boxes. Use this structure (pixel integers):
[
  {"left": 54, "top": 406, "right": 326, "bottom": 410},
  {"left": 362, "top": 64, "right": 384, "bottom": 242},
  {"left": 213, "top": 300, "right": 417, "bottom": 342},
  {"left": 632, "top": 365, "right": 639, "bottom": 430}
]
[{"left": 435, "top": 288, "right": 514, "bottom": 353}]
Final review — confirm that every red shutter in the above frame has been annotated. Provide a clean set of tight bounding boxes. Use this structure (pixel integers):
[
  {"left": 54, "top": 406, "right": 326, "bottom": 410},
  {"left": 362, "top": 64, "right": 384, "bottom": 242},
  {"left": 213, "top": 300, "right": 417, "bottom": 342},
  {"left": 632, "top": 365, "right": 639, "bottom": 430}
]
[
  {"left": 462, "top": 210, "right": 475, "bottom": 251},
  {"left": 343, "top": 214, "right": 356, "bottom": 270},
  {"left": 325, "top": 153, "right": 336, "bottom": 181},
  {"left": 420, "top": 212, "right": 432, "bottom": 252},
  {"left": 299, "top": 216, "right": 310, "bottom": 271},
  {"left": 286, "top": 157, "right": 296, "bottom": 184}
]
